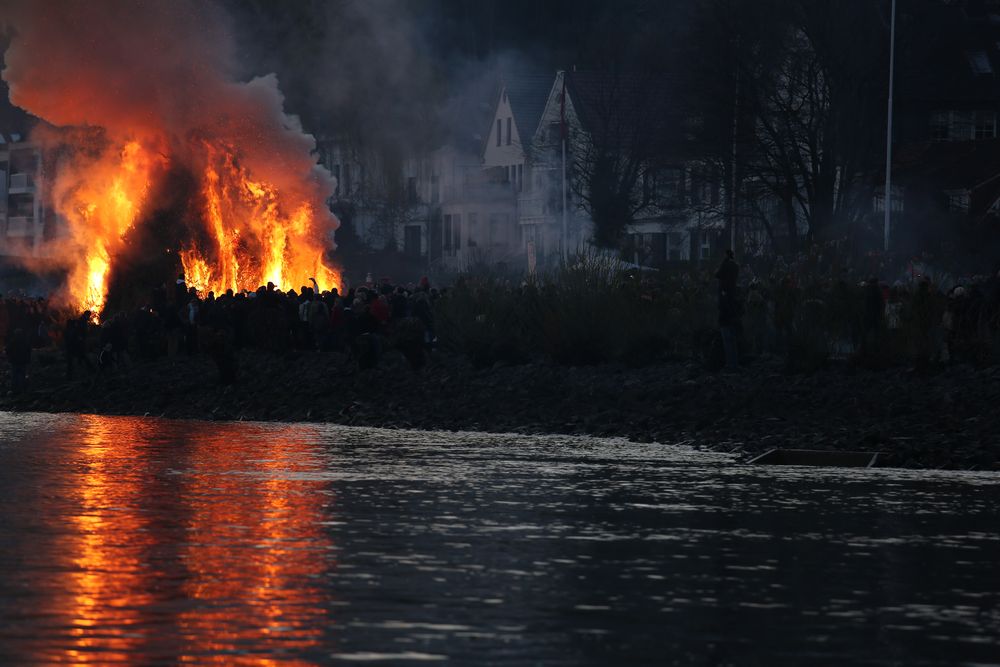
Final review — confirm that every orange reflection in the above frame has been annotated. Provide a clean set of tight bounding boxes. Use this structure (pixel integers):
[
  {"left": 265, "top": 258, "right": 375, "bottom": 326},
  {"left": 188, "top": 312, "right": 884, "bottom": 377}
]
[
  {"left": 46, "top": 415, "right": 335, "bottom": 665},
  {"left": 176, "top": 424, "right": 334, "bottom": 664},
  {"left": 62, "top": 414, "right": 156, "bottom": 664}
]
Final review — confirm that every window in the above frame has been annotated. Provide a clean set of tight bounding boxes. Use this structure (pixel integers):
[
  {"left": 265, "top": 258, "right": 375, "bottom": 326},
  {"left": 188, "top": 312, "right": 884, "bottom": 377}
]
[
  {"left": 404, "top": 225, "right": 421, "bottom": 257},
  {"left": 667, "top": 232, "right": 683, "bottom": 261},
  {"left": 700, "top": 232, "right": 712, "bottom": 260},
  {"left": 506, "top": 117, "right": 512, "bottom": 145},
  {"left": 873, "top": 187, "right": 903, "bottom": 213},
  {"left": 930, "top": 110, "right": 999, "bottom": 141},
  {"left": 467, "top": 212, "right": 478, "bottom": 247},
  {"left": 634, "top": 233, "right": 667, "bottom": 265},
  {"left": 691, "top": 167, "right": 713, "bottom": 206},
  {"left": 976, "top": 111, "right": 997, "bottom": 139},
  {"left": 488, "top": 214, "right": 499, "bottom": 245},
  {"left": 496, "top": 119, "right": 502, "bottom": 147},
  {"left": 642, "top": 169, "right": 657, "bottom": 203},
  {"left": 947, "top": 190, "right": 970, "bottom": 212},
  {"left": 967, "top": 50, "right": 993, "bottom": 75},
  {"left": 662, "top": 167, "right": 684, "bottom": 207},
  {"left": 453, "top": 213, "right": 462, "bottom": 251},
  {"left": 407, "top": 176, "right": 418, "bottom": 203},
  {"left": 443, "top": 214, "right": 452, "bottom": 251},
  {"left": 952, "top": 111, "right": 975, "bottom": 139}
]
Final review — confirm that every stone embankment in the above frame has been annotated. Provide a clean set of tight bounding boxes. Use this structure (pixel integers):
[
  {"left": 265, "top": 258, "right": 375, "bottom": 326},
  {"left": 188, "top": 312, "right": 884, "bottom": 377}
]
[{"left": 2, "top": 348, "right": 998, "bottom": 470}]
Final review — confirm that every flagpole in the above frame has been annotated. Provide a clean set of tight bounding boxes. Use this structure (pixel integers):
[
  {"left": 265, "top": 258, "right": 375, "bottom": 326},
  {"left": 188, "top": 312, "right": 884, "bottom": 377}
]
[
  {"left": 883, "top": 0, "right": 897, "bottom": 252},
  {"left": 562, "top": 135, "right": 568, "bottom": 262},
  {"left": 560, "top": 72, "right": 569, "bottom": 262}
]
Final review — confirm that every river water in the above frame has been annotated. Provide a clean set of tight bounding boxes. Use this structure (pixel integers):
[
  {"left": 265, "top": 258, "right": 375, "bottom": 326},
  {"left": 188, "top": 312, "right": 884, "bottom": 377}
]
[{"left": 0, "top": 412, "right": 997, "bottom": 665}]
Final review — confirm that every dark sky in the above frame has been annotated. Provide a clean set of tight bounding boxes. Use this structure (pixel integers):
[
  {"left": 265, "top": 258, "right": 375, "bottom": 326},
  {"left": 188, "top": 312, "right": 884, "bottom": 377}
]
[{"left": 221, "top": 0, "right": 692, "bottom": 146}]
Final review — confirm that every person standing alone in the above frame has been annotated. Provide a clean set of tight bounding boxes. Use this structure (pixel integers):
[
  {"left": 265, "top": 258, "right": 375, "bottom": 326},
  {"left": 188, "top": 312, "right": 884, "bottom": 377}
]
[{"left": 715, "top": 250, "right": 742, "bottom": 370}]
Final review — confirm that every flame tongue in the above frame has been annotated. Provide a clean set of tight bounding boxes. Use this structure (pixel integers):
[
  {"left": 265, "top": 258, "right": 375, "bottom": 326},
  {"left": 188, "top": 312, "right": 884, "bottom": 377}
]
[
  {"left": 177, "top": 145, "right": 339, "bottom": 299},
  {"left": 0, "top": 1, "right": 341, "bottom": 318},
  {"left": 59, "top": 136, "right": 340, "bottom": 314},
  {"left": 62, "top": 140, "right": 159, "bottom": 316}
]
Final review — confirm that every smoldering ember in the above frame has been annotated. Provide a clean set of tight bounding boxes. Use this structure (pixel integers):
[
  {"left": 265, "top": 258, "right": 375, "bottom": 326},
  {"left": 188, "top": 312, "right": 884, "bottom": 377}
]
[{"left": 0, "top": 0, "right": 998, "bottom": 664}]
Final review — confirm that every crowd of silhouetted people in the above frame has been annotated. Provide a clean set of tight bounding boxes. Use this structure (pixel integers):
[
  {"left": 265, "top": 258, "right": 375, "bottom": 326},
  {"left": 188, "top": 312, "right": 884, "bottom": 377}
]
[
  {"left": 5, "top": 257, "right": 1000, "bottom": 394},
  {"left": 708, "top": 252, "right": 1000, "bottom": 370},
  {"left": 1, "top": 275, "right": 442, "bottom": 393}
]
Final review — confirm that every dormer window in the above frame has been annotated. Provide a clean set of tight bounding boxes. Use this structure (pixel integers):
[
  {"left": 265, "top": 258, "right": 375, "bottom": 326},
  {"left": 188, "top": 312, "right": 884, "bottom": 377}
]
[
  {"left": 976, "top": 111, "right": 996, "bottom": 139},
  {"left": 496, "top": 119, "right": 502, "bottom": 147},
  {"left": 946, "top": 190, "right": 970, "bottom": 212}
]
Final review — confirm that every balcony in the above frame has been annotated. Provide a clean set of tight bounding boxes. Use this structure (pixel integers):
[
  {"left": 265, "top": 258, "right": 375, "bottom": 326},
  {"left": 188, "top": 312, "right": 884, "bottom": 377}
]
[
  {"left": 7, "top": 217, "right": 34, "bottom": 237},
  {"left": 9, "top": 173, "right": 34, "bottom": 194}
]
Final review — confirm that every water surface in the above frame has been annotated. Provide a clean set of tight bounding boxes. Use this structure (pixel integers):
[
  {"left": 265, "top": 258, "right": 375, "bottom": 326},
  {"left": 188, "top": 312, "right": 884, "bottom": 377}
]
[{"left": 0, "top": 412, "right": 997, "bottom": 665}]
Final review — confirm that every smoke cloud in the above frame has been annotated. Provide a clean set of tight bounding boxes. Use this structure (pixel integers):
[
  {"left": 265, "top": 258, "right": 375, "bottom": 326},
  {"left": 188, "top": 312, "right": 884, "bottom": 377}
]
[{"left": 0, "top": 0, "right": 338, "bottom": 311}]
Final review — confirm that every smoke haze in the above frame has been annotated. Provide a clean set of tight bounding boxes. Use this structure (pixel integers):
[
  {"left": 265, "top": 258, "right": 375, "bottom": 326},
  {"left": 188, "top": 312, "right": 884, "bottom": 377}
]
[{"left": 0, "top": 0, "right": 339, "bottom": 311}]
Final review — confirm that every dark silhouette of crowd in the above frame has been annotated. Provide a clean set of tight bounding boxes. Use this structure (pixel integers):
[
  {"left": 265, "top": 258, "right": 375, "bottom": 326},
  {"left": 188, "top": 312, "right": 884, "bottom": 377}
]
[
  {"left": 0, "top": 275, "right": 442, "bottom": 394},
  {"left": 5, "top": 254, "right": 1000, "bottom": 395},
  {"left": 706, "top": 254, "right": 1000, "bottom": 371}
]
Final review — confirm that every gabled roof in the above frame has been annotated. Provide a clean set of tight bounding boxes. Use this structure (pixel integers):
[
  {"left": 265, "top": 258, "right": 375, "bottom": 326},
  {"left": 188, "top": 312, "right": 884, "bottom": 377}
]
[{"left": 502, "top": 74, "right": 552, "bottom": 149}]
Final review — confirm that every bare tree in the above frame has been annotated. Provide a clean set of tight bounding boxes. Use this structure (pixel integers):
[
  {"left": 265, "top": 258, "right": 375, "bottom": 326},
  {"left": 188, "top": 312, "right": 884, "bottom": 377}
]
[
  {"left": 685, "top": 0, "right": 885, "bottom": 253},
  {"left": 563, "top": 70, "right": 675, "bottom": 247}
]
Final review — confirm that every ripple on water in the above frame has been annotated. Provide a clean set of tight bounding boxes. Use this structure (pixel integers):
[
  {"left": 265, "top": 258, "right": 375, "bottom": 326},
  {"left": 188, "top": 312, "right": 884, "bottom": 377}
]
[{"left": 0, "top": 412, "right": 997, "bottom": 665}]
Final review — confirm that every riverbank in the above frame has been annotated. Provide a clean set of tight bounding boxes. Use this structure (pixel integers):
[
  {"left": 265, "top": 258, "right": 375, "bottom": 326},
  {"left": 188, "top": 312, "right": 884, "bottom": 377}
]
[{"left": 2, "top": 348, "right": 998, "bottom": 470}]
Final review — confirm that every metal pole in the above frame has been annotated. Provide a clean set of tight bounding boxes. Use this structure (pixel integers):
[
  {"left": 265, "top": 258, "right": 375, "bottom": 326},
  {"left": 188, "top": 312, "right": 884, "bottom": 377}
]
[
  {"left": 562, "top": 135, "right": 568, "bottom": 261},
  {"left": 883, "top": 0, "right": 897, "bottom": 252},
  {"left": 730, "top": 56, "right": 740, "bottom": 255}
]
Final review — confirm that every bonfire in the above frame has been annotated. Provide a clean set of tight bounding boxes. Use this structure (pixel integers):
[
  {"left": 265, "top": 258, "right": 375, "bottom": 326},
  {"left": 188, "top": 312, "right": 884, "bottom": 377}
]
[{"left": 0, "top": 0, "right": 340, "bottom": 319}]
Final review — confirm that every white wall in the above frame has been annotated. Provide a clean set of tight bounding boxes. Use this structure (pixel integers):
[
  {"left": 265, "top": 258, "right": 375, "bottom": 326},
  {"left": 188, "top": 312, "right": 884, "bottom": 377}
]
[{"left": 483, "top": 86, "right": 528, "bottom": 170}]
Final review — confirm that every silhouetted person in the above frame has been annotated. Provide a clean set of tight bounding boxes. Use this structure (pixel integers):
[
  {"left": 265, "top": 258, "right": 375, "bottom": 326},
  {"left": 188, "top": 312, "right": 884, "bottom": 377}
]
[
  {"left": 715, "top": 250, "right": 742, "bottom": 370},
  {"left": 5, "top": 328, "right": 30, "bottom": 394},
  {"left": 174, "top": 275, "right": 187, "bottom": 307},
  {"left": 715, "top": 249, "right": 739, "bottom": 296},
  {"left": 65, "top": 311, "right": 94, "bottom": 379},
  {"left": 862, "top": 277, "right": 884, "bottom": 360}
]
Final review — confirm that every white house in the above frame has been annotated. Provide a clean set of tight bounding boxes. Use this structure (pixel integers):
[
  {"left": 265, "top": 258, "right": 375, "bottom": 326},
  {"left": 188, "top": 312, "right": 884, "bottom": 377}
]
[
  {"left": 316, "top": 68, "right": 727, "bottom": 279},
  {"left": 527, "top": 70, "right": 726, "bottom": 269}
]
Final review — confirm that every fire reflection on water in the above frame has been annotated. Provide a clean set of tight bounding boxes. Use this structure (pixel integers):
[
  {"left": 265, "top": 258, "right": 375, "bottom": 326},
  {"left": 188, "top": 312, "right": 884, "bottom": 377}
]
[
  {"left": 64, "top": 415, "right": 155, "bottom": 664},
  {"left": 55, "top": 415, "right": 335, "bottom": 664},
  {"left": 176, "top": 425, "right": 334, "bottom": 664}
]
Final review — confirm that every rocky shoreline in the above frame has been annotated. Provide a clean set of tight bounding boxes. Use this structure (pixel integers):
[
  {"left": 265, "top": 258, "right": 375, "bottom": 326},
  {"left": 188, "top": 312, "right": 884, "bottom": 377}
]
[{"left": 2, "top": 347, "right": 998, "bottom": 470}]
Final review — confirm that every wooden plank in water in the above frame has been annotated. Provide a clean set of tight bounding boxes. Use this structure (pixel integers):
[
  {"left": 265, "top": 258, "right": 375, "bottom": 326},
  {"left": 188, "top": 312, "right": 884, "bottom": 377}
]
[{"left": 748, "top": 448, "right": 878, "bottom": 468}]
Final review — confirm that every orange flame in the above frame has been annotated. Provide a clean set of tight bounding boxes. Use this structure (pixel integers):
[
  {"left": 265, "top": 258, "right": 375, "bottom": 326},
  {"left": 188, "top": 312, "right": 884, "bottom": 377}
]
[
  {"left": 178, "top": 146, "right": 340, "bottom": 298},
  {"left": 54, "top": 140, "right": 160, "bottom": 316},
  {"left": 0, "top": 1, "right": 341, "bottom": 319},
  {"left": 50, "top": 137, "right": 338, "bottom": 315}
]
